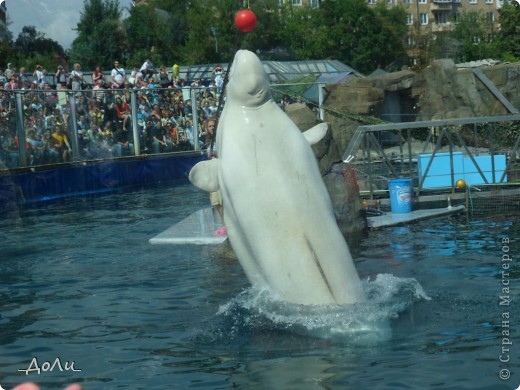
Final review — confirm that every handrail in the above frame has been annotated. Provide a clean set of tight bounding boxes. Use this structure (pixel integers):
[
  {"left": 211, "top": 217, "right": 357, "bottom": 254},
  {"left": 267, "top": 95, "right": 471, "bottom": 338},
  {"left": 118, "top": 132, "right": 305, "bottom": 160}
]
[
  {"left": 0, "top": 81, "right": 327, "bottom": 170},
  {"left": 343, "top": 115, "right": 520, "bottom": 198}
]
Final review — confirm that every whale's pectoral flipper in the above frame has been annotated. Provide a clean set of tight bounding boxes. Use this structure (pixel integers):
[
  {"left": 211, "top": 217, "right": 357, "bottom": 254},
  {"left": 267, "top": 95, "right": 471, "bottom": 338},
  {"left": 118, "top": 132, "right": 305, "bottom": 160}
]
[
  {"left": 188, "top": 159, "right": 220, "bottom": 192},
  {"left": 303, "top": 123, "right": 329, "bottom": 146}
]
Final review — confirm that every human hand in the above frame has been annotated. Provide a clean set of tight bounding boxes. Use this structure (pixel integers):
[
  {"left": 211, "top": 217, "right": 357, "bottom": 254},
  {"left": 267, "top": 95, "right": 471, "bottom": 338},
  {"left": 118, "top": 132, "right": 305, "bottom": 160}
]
[{"left": 12, "top": 382, "right": 83, "bottom": 390}]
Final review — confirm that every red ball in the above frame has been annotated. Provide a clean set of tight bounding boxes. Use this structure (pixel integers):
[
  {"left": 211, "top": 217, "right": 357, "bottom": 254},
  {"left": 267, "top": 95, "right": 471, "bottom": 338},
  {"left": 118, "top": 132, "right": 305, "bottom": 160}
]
[{"left": 235, "top": 9, "right": 257, "bottom": 32}]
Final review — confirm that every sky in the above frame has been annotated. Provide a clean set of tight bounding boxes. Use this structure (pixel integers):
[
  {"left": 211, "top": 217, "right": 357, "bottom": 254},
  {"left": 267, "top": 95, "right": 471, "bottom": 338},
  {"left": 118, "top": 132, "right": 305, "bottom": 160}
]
[{"left": 6, "top": 0, "right": 133, "bottom": 50}]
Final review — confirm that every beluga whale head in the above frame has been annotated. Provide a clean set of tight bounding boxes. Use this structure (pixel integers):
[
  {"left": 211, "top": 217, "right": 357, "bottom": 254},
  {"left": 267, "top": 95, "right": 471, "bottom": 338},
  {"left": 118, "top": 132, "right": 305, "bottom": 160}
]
[
  {"left": 226, "top": 50, "right": 271, "bottom": 108},
  {"left": 189, "top": 49, "right": 366, "bottom": 306}
]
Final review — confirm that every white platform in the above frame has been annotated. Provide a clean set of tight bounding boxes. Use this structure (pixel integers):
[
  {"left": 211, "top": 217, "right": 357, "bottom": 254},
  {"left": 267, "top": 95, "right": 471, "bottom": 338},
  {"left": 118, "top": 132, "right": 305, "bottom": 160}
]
[
  {"left": 149, "top": 207, "right": 227, "bottom": 245},
  {"left": 367, "top": 205, "right": 466, "bottom": 229},
  {"left": 150, "top": 205, "right": 466, "bottom": 244}
]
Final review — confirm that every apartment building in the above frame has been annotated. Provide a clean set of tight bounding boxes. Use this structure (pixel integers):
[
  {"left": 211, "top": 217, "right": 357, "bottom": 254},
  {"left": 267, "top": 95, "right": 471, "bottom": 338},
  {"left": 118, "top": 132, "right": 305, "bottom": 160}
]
[
  {"left": 282, "top": 0, "right": 321, "bottom": 7},
  {"left": 368, "top": 0, "right": 502, "bottom": 34}
]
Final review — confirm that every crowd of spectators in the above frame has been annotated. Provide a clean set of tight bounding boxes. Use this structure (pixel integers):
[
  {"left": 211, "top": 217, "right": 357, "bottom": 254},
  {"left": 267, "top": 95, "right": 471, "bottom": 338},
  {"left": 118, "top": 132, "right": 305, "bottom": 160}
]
[{"left": 0, "top": 60, "right": 225, "bottom": 168}]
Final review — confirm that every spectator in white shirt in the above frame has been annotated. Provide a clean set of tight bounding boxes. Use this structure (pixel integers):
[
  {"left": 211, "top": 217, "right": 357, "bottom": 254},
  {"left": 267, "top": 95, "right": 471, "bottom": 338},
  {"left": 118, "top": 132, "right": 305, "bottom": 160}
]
[
  {"left": 111, "top": 60, "right": 126, "bottom": 88},
  {"left": 139, "top": 59, "right": 155, "bottom": 81}
]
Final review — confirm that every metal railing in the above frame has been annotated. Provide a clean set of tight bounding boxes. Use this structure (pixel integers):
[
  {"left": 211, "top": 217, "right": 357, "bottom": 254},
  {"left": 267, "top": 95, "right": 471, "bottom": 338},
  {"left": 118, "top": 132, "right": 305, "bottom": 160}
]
[
  {"left": 1, "top": 86, "right": 212, "bottom": 169},
  {"left": 0, "top": 82, "right": 326, "bottom": 170},
  {"left": 342, "top": 115, "right": 520, "bottom": 198}
]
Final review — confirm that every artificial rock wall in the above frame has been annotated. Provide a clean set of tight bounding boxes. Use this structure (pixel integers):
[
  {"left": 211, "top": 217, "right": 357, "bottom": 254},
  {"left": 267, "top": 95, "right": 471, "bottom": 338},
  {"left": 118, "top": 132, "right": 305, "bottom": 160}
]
[{"left": 285, "top": 59, "right": 520, "bottom": 236}]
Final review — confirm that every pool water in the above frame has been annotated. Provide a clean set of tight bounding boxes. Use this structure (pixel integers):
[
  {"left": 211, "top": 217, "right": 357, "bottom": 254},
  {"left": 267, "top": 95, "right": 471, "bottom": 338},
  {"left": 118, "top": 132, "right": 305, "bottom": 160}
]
[{"left": 0, "top": 182, "right": 518, "bottom": 389}]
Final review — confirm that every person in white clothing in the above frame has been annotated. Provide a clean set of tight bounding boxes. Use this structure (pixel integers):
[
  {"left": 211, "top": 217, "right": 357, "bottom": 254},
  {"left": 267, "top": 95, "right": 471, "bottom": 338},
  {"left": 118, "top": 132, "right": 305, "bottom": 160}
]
[
  {"left": 5, "top": 62, "right": 15, "bottom": 80},
  {"left": 111, "top": 60, "right": 126, "bottom": 88},
  {"left": 69, "top": 63, "right": 84, "bottom": 91},
  {"left": 33, "top": 65, "right": 47, "bottom": 89},
  {"left": 139, "top": 59, "right": 155, "bottom": 81},
  {"left": 129, "top": 64, "right": 143, "bottom": 87}
]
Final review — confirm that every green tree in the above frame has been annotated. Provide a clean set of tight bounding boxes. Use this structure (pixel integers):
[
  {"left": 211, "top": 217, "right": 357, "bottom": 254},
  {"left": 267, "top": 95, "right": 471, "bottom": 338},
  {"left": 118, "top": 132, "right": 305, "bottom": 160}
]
[
  {"left": 494, "top": 2, "right": 520, "bottom": 62},
  {"left": 147, "top": 0, "right": 191, "bottom": 55},
  {"left": 315, "top": 0, "right": 407, "bottom": 73},
  {"left": 67, "top": 0, "right": 410, "bottom": 73},
  {"left": 70, "top": 0, "right": 127, "bottom": 70},
  {"left": 15, "top": 26, "right": 65, "bottom": 57},
  {"left": 235, "top": 0, "right": 286, "bottom": 59},
  {"left": 179, "top": 0, "right": 288, "bottom": 65},
  {"left": 373, "top": 3, "right": 408, "bottom": 70},
  {"left": 278, "top": 3, "right": 326, "bottom": 60},
  {"left": 0, "top": 23, "right": 15, "bottom": 66},
  {"left": 451, "top": 11, "right": 497, "bottom": 62},
  {"left": 124, "top": 3, "right": 164, "bottom": 67},
  {"left": 124, "top": 0, "right": 190, "bottom": 67},
  {"left": 180, "top": 0, "right": 242, "bottom": 64},
  {"left": 180, "top": 0, "right": 219, "bottom": 64},
  {"left": 11, "top": 26, "right": 66, "bottom": 71}
]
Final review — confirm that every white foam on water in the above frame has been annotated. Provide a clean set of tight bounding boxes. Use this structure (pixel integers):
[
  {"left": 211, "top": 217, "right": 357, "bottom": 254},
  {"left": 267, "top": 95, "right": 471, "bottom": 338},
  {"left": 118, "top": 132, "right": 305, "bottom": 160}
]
[{"left": 214, "top": 274, "right": 431, "bottom": 345}]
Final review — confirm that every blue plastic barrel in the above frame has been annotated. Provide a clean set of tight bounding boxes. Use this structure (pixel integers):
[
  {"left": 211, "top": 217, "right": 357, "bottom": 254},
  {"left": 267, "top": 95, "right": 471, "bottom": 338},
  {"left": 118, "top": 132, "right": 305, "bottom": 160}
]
[{"left": 388, "top": 178, "right": 412, "bottom": 213}]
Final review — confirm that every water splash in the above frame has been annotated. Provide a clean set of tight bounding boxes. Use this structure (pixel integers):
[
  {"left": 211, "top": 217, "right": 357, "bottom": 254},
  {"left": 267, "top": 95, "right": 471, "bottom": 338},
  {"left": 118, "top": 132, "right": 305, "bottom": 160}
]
[{"left": 211, "top": 274, "right": 431, "bottom": 344}]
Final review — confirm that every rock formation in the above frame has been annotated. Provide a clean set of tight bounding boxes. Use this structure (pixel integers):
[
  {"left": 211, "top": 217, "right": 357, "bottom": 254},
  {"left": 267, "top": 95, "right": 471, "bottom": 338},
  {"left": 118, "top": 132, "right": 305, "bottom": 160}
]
[{"left": 285, "top": 59, "right": 520, "bottom": 236}]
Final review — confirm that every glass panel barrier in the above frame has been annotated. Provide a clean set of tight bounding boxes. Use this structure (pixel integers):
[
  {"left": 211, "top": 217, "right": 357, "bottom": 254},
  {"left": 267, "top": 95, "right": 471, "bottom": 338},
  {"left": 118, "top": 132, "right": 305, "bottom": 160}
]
[
  {"left": 1, "top": 81, "right": 324, "bottom": 172},
  {"left": 0, "top": 85, "right": 226, "bottom": 169}
]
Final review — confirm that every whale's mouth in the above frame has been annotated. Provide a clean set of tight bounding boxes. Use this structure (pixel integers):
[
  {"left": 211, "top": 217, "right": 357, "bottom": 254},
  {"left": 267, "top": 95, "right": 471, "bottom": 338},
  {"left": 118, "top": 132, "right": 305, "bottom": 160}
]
[{"left": 197, "top": 274, "right": 430, "bottom": 345}]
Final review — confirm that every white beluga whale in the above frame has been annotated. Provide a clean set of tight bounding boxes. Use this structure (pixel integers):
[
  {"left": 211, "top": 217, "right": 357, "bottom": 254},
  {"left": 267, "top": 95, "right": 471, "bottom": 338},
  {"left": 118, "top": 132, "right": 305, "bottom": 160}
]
[{"left": 189, "top": 50, "right": 366, "bottom": 306}]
